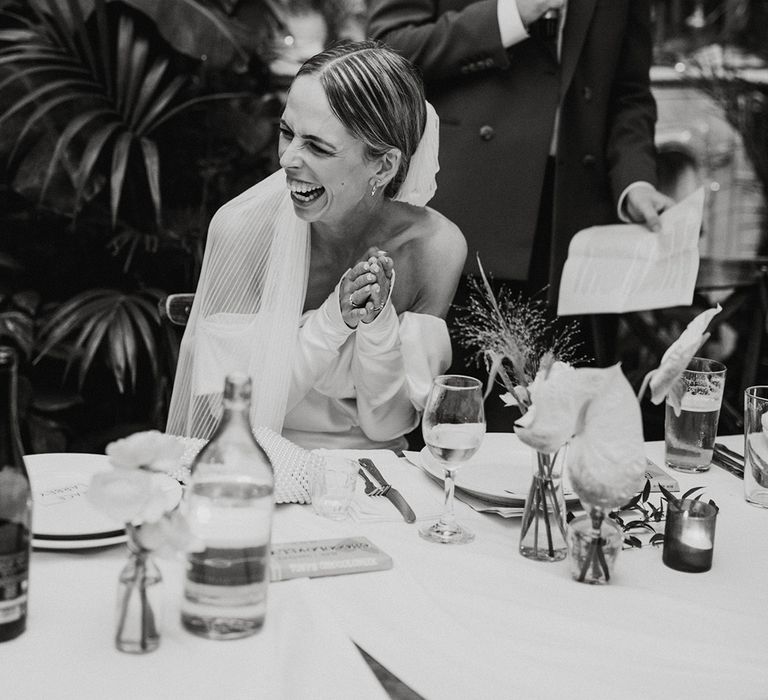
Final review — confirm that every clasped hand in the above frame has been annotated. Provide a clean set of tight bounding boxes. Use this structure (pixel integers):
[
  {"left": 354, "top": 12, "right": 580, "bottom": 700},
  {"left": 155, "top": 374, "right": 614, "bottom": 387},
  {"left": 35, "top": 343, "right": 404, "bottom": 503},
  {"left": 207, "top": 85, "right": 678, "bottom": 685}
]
[{"left": 341, "top": 247, "right": 393, "bottom": 328}]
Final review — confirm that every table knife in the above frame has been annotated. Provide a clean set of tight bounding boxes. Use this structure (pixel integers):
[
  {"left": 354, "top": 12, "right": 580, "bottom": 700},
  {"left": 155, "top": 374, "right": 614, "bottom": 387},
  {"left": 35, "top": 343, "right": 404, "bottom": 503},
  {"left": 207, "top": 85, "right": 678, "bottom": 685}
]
[
  {"left": 358, "top": 458, "right": 416, "bottom": 523},
  {"left": 714, "top": 442, "right": 744, "bottom": 464},
  {"left": 712, "top": 447, "right": 744, "bottom": 479}
]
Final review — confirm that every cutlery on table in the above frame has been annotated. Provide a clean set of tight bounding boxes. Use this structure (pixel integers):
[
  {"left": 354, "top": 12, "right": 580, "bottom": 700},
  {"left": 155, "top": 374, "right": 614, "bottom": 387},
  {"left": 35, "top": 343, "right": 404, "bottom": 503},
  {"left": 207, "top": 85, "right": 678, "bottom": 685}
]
[
  {"left": 715, "top": 442, "right": 744, "bottom": 464},
  {"left": 712, "top": 443, "right": 744, "bottom": 479},
  {"left": 358, "top": 458, "right": 417, "bottom": 523},
  {"left": 358, "top": 468, "right": 383, "bottom": 495}
]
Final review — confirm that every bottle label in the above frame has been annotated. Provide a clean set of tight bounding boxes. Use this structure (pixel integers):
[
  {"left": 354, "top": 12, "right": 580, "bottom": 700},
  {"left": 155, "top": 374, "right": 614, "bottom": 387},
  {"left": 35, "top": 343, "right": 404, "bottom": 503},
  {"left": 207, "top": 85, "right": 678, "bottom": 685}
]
[
  {"left": 187, "top": 545, "right": 268, "bottom": 586},
  {"left": 0, "top": 549, "right": 28, "bottom": 623},
  {"left": 0, "top": 595, "right": 26, "bottom": 624}
]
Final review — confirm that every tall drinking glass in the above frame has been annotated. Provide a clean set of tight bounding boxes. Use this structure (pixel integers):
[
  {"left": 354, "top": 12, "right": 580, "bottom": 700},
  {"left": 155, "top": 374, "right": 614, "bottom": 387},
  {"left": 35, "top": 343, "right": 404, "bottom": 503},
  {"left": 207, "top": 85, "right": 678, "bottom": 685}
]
[
  {"left": 420, "top": 375, "right": 485, "bottom": 544},
  {"left": 664, "top": 357, "right": 726, "bottom": 472},
  {"left": 744, "top": 386, "right": 768, "bottom": 508}
]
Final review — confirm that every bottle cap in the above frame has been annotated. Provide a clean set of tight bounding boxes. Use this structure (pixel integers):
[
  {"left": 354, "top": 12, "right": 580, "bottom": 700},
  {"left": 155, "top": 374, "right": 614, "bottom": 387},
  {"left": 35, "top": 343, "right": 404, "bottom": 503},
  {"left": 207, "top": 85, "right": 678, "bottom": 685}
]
[{"left": 224, "top": 372, "right": 252, "bottom": 403}]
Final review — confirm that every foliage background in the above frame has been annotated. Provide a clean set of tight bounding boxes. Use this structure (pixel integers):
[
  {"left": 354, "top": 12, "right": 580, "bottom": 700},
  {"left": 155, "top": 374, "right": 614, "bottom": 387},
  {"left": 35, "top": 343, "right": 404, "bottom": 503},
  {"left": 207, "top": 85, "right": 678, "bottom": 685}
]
[
  {"left": 0, "top": 0, "right": 364, "bottom": 452},
  {"left": 0, "top": 0, "right": 764, "bottom": 452}
]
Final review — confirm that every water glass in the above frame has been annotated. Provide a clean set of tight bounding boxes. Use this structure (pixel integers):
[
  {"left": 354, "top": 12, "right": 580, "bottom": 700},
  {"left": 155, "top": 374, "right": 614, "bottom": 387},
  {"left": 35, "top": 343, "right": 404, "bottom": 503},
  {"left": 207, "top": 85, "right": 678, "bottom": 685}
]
[
  {"left": 744, "top": 386, "right": 768, "bottom": 508},
  {"left": 664, "top": 357, "right": 726, "bottom": 472},
  {"left": 310, "top": 454, "right": 358, "bottom": 521},
  {"left": 420, "top": 375, "right": 485, "bottom": 544},
  {"left": 662, "top": 499, "right": 718, "bottom": 573}
]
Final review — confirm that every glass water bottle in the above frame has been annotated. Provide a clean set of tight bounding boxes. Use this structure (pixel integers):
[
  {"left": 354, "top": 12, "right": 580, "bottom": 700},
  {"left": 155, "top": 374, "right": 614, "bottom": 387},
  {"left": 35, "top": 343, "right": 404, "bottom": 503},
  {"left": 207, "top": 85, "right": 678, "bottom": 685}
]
[{"left": 181, "top": 373, "right": 275, "bottom": 639}]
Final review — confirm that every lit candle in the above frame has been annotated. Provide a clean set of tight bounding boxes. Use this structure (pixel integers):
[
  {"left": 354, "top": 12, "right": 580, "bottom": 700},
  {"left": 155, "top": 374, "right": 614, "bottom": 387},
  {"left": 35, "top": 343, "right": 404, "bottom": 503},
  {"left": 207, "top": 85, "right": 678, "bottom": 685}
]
[
  {"left": 663, "top": 502, "right": 717, "bottom": 573},
  {"left": 678, "top": 517, "right": 713, "bottom": 550}
]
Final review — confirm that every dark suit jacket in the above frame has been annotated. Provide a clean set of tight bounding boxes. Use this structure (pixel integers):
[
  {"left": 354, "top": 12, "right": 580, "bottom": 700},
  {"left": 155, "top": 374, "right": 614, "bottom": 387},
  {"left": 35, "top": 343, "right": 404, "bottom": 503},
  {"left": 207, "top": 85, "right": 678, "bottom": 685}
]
[{"left": 369, "top": 0, "right": 659, "bottom": 302}]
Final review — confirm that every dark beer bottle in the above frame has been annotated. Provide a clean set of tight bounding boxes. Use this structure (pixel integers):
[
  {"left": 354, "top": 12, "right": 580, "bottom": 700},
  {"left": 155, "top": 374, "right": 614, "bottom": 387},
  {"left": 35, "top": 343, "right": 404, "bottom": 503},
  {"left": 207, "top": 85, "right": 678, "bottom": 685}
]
[{"left": 0, "top": 346, "right": 32, "bottom": 641}]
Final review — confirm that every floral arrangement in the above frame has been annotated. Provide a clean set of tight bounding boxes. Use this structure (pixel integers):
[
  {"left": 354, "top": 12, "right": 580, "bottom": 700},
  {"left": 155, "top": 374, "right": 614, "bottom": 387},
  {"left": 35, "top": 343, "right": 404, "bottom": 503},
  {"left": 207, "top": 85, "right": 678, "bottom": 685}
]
[
  {"left": 454, "top": 261, "right": 590, "bottom": 560},
  {"left": 88, "top": 430, "right": 200, "bottom": 555},
  {"left": 453, "top": 258, "right": 586, "bottom": 411},
  {"left": 455, "top": 259, "right": 722, "bottom": 581}
]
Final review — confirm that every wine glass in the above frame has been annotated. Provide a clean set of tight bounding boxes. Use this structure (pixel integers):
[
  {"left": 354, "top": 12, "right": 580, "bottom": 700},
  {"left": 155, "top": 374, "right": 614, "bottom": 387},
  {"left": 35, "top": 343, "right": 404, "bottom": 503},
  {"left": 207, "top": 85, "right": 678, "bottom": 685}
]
[{"left": 420, "top": 374, "right": 486, "bottom": 544}]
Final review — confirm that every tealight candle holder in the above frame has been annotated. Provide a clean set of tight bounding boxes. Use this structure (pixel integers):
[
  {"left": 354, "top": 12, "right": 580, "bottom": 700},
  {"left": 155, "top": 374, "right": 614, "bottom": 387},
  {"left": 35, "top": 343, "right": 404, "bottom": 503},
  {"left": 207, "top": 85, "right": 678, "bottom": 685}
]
[{"left": 662, "top": 499, "right": 718, "bottom": 573}]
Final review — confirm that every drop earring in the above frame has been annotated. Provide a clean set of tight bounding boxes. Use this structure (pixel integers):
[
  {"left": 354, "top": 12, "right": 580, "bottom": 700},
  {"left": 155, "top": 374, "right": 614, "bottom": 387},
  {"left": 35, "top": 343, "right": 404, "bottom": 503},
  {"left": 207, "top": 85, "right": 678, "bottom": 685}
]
[{"left": 370, "top": 181, "right": 378, "bottom": 197}]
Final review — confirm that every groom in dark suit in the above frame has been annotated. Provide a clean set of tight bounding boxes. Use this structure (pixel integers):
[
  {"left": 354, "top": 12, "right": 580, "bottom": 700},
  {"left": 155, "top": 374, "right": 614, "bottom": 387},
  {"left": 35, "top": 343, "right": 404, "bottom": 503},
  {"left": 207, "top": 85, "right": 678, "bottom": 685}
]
[{"left": 368, "top": 0, "right": 673, "bottom": 306}]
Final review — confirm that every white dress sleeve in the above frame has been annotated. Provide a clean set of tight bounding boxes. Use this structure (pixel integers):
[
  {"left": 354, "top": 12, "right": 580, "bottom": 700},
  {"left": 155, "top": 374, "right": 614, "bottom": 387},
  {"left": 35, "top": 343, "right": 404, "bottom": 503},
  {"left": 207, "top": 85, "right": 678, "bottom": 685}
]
[
  {"left": 352, "top": 306, "right": 452, "bottom": 442},
  {"left": 285, "top": 278, "right": 355, "bottom": 413},
  {"left": 284, "top": 275, "right": 452, "bottom": 445}
]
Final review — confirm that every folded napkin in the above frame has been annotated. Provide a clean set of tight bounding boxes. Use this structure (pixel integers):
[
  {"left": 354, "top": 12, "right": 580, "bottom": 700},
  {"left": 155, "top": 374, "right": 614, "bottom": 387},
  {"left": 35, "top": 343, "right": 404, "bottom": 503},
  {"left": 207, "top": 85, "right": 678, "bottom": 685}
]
[
  {"left": 173, "top": 427, "right": 316, "bottom": 504},
  {"left": 319, "top": 449, "right": 444, "bottom": 523}
]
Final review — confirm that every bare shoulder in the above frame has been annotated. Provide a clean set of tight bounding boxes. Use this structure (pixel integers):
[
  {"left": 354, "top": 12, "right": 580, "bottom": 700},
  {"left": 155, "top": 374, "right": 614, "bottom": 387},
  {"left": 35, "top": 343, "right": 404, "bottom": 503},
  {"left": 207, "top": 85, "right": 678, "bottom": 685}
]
[
  {"left": 387, "top": 204, "right": 467, "bottom": 318},
  {"left": 417, "top": 207, "right": 467, "bottom": 266}
]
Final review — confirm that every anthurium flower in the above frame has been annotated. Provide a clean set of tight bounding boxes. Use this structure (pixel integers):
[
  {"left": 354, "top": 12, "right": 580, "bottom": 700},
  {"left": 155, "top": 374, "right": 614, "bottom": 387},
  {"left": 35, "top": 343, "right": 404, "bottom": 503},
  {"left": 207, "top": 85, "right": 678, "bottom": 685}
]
[
  {"left": 92, "top": 430, "right": 194, "bottom": 555},
  {"left": 514, "top": 361, "right": 590, "bottom": 453},
  {"left": 568, "top": 365, "right": 646, "bottom": 510},
  {"left": 106, "top": 430, "right": 185, "bottom": 472},
  {"left": 500, "top": 385, "right": 529, "bottom": 408},
  {"left": 88, "top": 469, "right": 153, "bottom": 524},
  {"left": 638, "top": 305, "right": 721, "bottom": 412},
  {"left": 135, "top": 511, "right": 204, "bottom": 557}
]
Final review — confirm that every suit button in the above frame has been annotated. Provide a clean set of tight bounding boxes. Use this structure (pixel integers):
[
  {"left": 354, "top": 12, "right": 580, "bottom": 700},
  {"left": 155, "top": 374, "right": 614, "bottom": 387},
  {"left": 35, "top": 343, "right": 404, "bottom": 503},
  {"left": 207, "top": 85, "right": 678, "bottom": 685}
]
[
  {"left": 460, "top": 65, "right": 469, "bottom": 74},
  {"left": 479, "top": 125, "right": 495, "bottom": 141},
  {"left": 582, "top": 86, "right": 593, "bottom": 101},
  {"left": 582, "top": 154, "right": 596, "bottom": 166}
]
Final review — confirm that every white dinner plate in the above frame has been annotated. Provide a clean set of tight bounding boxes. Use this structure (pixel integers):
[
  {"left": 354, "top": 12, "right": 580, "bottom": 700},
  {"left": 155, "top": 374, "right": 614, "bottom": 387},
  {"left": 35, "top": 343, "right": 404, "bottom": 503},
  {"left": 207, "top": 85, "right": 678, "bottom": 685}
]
[
  {"left": 418, "top": 434, "right": 577, "bottom": 507},
  {"left": 23, "top": 453, "right": 182, "bottom": 550}
]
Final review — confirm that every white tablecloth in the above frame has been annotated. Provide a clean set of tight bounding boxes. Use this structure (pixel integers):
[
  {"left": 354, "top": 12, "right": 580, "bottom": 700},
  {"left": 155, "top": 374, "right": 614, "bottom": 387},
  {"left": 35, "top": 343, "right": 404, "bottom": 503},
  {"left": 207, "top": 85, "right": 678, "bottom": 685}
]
[{"left": 6, "top": 435, "right": 768, "bottom": 699}]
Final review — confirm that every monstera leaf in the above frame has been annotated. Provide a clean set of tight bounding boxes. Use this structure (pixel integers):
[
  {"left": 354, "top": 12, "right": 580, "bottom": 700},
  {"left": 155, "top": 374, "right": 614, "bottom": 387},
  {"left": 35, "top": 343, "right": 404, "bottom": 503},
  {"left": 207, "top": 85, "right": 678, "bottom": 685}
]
[{"left": 35, "top": 288, "right": 165, "bottom": 393}]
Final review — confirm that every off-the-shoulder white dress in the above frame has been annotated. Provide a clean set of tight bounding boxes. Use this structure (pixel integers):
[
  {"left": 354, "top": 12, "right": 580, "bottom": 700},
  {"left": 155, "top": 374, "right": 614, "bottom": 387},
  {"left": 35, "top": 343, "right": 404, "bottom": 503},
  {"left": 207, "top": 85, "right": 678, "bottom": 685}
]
[{"left": 282, "top": 281, "right": 451, "bottom": 451}]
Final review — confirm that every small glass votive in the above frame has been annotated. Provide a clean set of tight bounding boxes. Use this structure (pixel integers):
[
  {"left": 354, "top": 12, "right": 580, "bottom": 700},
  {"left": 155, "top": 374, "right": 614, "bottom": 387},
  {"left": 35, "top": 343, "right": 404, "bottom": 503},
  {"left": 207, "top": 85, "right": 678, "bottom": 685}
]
[
  {"left": 744, "top": 386, "right": 768, "bottom": 508},
  {"left": 566, "top": 511, "right": 623, "bottom": 585},
  {"left": 309, "top": 453, "right": 358, "bottom": 521},
  {"left": 664, "top": 357, "right": 726, "bottom": 473},
  {"left": 662, "top": 500, "right": 718, "bottom": 573}
]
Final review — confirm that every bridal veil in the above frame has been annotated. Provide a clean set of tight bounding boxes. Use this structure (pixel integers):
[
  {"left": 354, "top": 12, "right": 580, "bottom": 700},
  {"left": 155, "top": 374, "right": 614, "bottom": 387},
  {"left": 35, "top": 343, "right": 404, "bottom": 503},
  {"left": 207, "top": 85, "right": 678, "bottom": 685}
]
[{"left": 166, "top": 103, "right": 440, "bottom": 439}]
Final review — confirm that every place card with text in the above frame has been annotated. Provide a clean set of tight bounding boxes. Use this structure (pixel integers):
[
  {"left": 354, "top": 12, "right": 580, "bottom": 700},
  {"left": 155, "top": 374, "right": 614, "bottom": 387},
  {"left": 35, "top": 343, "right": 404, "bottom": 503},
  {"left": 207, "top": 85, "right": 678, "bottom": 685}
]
[
  {"left": 644, "top": 458, "right": 680, "bottom": 492},
  {"left": 269, "top": 536, "right": 393, "bottom": 581}
]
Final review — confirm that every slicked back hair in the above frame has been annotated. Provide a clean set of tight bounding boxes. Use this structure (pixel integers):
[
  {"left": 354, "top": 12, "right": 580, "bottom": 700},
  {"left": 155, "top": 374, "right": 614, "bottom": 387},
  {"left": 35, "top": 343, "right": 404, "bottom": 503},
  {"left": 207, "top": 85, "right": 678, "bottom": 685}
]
[{"left": 294, "top": 40, "right": 426, "bottom": 198}]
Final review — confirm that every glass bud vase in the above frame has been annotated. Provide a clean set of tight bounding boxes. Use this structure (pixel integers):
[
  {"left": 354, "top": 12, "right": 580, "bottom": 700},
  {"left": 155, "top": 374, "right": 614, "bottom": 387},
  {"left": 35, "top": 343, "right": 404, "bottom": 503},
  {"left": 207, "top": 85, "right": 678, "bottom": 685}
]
[
  {"left": 519, "top": 449, "right": 568, "bottom": 562},
  {"left": 566, "top": 507, "right": 623, "bottom": 584},
  {"left": 115, "top": 529, "right": 162, "bottom": 653}
]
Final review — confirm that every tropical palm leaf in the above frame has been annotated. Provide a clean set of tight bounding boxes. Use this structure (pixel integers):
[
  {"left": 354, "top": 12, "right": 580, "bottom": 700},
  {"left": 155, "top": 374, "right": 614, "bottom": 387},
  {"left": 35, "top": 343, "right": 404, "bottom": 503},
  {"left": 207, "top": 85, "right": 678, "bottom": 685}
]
[
  {"left": 35, "top": 288, "right": 164, "bottom": 393},
  {"left": 0, "top": 310, "right": 34, "bottom": 359},
  {"left": 118, "top": 0, "right": 251, "bottom": 70},
  {"left": 0, "top": 0, "right": 249, "bottom": 227}
]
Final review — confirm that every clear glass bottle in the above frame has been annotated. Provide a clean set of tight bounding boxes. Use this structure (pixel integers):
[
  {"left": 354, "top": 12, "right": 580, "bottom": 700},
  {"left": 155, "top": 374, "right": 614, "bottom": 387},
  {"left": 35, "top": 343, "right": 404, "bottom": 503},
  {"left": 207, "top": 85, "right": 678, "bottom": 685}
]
[
  {"left": 0, "top": 346, "right": 32, "bottom": 642},
  {"left": 181, "top": 373, "right": 274, "bottom": 639}
]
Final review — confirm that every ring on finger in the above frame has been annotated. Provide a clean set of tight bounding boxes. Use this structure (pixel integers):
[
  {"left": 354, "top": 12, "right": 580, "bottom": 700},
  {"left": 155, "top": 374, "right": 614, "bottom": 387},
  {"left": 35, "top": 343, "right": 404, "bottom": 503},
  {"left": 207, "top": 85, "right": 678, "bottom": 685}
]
[{"left": 349, "top": 293, "right": 359, "bottom": 308}]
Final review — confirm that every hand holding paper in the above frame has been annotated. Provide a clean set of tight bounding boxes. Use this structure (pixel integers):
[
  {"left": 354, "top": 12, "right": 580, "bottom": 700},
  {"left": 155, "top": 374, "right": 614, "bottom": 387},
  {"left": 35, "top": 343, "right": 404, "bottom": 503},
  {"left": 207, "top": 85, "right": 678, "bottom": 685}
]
[{"left": 557, "top": 188, "right": 705, "bottom": 315}]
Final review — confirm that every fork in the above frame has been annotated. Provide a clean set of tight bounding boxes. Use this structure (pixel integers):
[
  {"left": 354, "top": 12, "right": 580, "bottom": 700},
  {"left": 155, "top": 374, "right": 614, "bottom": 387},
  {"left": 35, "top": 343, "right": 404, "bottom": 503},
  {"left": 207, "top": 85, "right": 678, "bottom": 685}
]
[{"left": 358, "top": 468, "right": 386, "bottom": 497}]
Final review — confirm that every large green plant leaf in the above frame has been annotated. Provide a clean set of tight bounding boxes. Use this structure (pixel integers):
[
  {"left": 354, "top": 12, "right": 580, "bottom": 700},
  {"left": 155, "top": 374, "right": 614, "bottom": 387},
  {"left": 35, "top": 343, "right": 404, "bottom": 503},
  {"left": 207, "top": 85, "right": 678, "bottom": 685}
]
[
  {"left": 118, "top": 0, "right": 250, "bottom": 70},
  {"left": 0, "top": 0, "right": 249, "bottom": 227},
  {"left": 35, "top": 288, "right": 164, "bottom": 394},
  {"left": 0, "top": 311, "right": 34, "bottom": 359}
]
